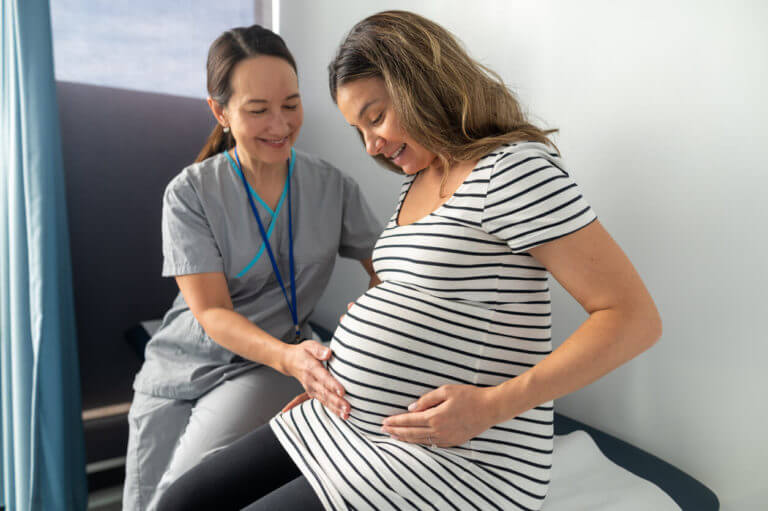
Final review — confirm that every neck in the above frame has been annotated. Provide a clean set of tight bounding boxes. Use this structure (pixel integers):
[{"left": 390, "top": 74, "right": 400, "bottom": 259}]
[
  {"left": 419, "top": 157, "right": 476, "bottom": 197},
  {"left": 234, "top": 146, "right": 288, "bottom": 184},
  {"left": 419, "top": 155, "right": 455, "bottom": 181}
]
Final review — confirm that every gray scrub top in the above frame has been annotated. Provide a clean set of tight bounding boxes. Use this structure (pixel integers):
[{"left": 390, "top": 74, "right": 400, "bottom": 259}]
[{"left": 132, "top": 148, "right": 382, "bottom": 400}]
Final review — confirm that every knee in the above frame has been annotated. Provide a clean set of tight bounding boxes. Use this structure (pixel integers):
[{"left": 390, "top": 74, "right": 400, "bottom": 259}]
[{"left": 153, "top": 475, "right": 197, "bottom": 511}]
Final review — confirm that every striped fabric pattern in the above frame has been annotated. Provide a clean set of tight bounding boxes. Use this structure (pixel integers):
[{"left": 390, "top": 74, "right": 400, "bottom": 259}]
[{"left": 271, "top": 142, "right": 596, "bottom": 510}]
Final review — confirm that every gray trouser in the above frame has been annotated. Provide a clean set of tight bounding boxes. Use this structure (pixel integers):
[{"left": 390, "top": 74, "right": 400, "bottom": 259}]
[{"left": 122, "top": 365, "right": 304, "bottom": 511}]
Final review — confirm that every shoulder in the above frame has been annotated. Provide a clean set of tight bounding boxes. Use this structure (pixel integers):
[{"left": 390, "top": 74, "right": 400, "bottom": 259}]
[
  {"left": 480, "top": 141, "right": 577, "bottom": 213},
  {"left": 488, "top": 141, "right": 567, "bottom": 177},
  {"left": 292, "top": 147, "right": 365, "bottom": 196},
  {"left": 481, "top": 142, "right": 571, "bottom": 198},
  {"left": 293, "top": 147, "right": 346, "bottom": 182},
  {"left": 164, "top": 152, "right": 229, "bottom": 199},
  {"left": 163, "top": 152, "right": 229, "bottom": 210}
]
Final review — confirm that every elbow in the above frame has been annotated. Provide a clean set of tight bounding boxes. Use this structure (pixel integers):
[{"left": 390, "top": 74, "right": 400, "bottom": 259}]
[
  {"left": 637, "top": 301, "right": 663, "bottom": 351},
  {"left": 648, "top": 308, "right": 663, "bottom": 347},
  {"left": 609, "top": 296, "right": 662, "bottom": 353},
  {"left": 194, "top": 307, "right": 223, "bottom": 337}
]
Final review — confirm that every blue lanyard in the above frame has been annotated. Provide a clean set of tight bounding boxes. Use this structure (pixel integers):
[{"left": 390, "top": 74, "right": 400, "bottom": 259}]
[{"left": 234, "top": 146, "right": 300, "bottom": 342}]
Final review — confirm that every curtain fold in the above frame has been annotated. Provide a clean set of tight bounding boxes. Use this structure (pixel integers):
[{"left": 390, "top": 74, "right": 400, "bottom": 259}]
[{"left": 1, "top": 0, "right": 88, "bottom": 509}]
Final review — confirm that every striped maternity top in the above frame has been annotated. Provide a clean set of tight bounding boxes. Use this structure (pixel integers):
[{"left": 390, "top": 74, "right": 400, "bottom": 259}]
[{"left": 271, "top": 142, "right": 597, "bottom": 510}]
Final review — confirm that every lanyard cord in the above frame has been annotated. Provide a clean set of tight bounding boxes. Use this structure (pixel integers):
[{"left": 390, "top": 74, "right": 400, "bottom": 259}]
[{"left": 234, "top": 146, "right": 300, "bottom": 341}]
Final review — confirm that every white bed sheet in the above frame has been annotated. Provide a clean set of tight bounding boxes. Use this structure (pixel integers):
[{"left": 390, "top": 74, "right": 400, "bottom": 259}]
[{"left": 543, "top": 431, "right": 681, "bottom": 510}]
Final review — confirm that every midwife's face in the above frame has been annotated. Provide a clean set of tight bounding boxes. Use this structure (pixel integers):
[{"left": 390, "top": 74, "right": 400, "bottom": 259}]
[
  {"left": 335, "top": 77, "right": 436, "bottom": 175},
  {"left": 223, "top": 55, "right": 303, "bottom": 164}
]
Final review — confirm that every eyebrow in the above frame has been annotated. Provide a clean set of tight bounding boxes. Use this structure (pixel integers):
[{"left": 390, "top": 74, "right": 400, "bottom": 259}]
[{"left": 245, "top": 93, "right": 300, "bottom": 104}]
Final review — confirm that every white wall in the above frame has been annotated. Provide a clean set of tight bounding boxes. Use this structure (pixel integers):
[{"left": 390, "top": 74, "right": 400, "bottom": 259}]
[{"left": 282, "top": 1, "right": 768, "bottom": 508}]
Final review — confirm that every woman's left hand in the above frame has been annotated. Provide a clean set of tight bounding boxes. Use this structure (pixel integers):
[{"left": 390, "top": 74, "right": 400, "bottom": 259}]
[{"left": 381, "top": 384, "right": 497, "bottom": 448}]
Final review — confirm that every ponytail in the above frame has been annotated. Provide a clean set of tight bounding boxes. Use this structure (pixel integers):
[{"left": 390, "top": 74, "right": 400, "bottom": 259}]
[{"left": 196, "top": 123, "right": 234, "bottom": 163}]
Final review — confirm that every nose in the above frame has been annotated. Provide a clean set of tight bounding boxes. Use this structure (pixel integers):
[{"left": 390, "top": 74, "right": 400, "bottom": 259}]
[
  {"left": 268, "top": 110, "right": 291, "bottom": 134},
  {"left": 364, "top": 132, "right": 384, "bottom": 156}
]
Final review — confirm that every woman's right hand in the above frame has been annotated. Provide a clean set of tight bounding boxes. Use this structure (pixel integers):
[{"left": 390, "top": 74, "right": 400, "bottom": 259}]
[{"left": 281, "top": 340, "right": 350, "bottom": 420}]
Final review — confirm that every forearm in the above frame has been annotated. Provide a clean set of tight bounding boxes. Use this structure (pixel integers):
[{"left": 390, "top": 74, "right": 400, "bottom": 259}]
[
  {"left": 360, "top": 257, "right": 381, "bottom": 287},
  {"left": 196, "top": 306, "right": 349, "bottom": 419},
  {"left": 489, "top": 306, "right": 662, "bottom": 425},
  {"left": 197, "top": 307, "right": 290, "bottom": 374},
  {"left": 359, "top": 257, "right": 375, "bottom": 276}
]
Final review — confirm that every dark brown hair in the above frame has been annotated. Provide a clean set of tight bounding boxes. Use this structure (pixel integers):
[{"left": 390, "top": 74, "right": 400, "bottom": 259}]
[
  {"left": 196, "top": 25, "right": 297, "bottom": 163},
  {"left": 328, "top": 10, "right": 556, "bottom": 176}
]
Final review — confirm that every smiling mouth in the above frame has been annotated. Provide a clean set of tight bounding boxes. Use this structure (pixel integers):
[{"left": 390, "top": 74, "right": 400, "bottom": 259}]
[
  {"left": 388, "top": 143, "right": 406, "bottom": 160},
  {"left": 259, "top": 136, "right": 289, "bottom": 146}
]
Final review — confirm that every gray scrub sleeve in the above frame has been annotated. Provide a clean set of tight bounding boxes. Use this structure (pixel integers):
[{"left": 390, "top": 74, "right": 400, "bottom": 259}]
[
  {"left": 161, "top": 175, "right": 224, "bottom": 276},
  {"left": 338, "top": 174, "right": 382, "bottom": 260}
]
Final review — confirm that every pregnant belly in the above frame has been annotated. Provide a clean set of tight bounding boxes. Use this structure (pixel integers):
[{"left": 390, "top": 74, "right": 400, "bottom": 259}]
[{"left": 326, "top": 283, "right": 494, "bottom": 427}]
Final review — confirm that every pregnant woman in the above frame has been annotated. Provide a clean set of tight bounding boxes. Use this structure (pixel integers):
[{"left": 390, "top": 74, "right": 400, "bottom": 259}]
[{"left": 158, "top": 11, "right": 662, "bottom": 511}]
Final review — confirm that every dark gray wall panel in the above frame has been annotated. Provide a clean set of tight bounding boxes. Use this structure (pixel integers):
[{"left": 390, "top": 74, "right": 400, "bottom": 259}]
[{"left": 57, "top": 81, "right": 214, "bottom": 409}]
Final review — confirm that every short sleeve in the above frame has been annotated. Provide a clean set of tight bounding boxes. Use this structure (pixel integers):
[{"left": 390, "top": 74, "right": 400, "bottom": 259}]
[
  {"left": 481, "top": 145, "right": 597, "bottom": 253},
  {"left": 161, "top": 175, "right": 224, "bottom": 276},
  {"left": 338, "top": 174, "right": 383, "bottom": 259}
]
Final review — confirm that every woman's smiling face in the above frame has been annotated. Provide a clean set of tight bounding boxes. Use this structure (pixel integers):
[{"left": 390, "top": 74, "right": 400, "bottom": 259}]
[
  {"left": 335, "top": 77, "right": 436, "bottom": 175},
  {"left": 222, "top": 55, "right": 303, "bottom": 164}
]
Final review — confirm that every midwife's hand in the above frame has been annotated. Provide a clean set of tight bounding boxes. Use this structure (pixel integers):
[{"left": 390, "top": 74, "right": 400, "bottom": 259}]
[
  {"left": 282, "top": 340, "right": 350, "bottom": 420},
  {"left": 381, "top": 384, "right": 496, "bottom": 447}
]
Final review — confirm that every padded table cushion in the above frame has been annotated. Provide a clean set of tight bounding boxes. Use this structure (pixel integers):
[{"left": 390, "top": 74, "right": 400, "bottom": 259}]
[
  {"left": 545, "top": 430, "right": 680, "bottom": 509},
  {"left": 554, "top": 414, "right": 718, "bottom": 510}
]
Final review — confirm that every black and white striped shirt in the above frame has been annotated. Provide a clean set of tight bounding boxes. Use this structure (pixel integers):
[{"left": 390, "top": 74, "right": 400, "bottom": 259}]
[{"left": 271, "top": 142, "right": 597, "bottom": 510}]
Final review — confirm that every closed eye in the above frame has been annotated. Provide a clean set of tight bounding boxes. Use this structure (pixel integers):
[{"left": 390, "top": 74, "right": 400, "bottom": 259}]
[
  {"left": 371, "top": 112, "right": 384, "bottom": 125},
  {"left": 283, "top": 104, "right": 299, "bottom": 110},
  {"left": 249, "top": 109, "right": 267, "bottom": 114}
]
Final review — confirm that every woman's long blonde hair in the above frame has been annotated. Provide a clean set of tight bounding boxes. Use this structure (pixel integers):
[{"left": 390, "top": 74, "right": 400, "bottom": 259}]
[{"left": 328, "top": 10, "right": 557, "bottom": 178}]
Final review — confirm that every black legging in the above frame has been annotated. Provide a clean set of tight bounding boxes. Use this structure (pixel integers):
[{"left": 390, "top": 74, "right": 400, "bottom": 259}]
[{"left": 156, "top": 424, "right": 324, "bottom": 511}]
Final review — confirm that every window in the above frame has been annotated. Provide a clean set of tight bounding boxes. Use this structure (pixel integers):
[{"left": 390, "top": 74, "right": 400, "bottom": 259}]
[{"left": 50, "top": 0, "right": 273, "bottom": 98}]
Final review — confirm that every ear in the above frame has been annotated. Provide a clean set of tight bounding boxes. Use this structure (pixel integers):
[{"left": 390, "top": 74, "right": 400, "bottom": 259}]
[{"left": 207, "top": 97, "right": 228, "bottom": 128}]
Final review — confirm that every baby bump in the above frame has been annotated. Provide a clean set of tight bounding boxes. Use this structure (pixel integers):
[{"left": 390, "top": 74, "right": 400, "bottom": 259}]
[{"left": 327, "top": 283, "right": 493, "bottom": 427}]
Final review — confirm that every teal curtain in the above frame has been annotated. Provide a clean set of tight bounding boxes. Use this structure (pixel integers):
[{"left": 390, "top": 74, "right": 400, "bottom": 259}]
[{"left": 1, "top": 0, "right": 88, "bottom": 509}]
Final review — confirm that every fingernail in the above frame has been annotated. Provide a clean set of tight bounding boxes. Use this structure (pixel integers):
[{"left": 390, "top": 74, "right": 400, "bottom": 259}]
[
  {"left": 324, "top": 349, "right": 331, "bottom": 357},
  {"left": 408, "top": 402, "right": 417, "bottom": 411},
  {"left": 336, "top": 389, "right": 342, "bottom": 397}
]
